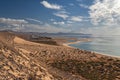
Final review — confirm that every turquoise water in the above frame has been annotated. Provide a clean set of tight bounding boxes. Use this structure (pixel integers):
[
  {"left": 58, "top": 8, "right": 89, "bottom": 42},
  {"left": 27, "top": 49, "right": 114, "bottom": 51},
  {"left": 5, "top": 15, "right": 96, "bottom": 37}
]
[{"left": 69, "top": 36, "right": 120, "bottom": 57}]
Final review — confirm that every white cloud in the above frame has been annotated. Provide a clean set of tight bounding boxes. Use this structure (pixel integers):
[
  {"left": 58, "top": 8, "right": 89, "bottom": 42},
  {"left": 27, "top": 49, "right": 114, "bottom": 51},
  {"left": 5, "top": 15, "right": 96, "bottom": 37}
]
[
  {"left": 41, "top": 1, "right": 62, "bottom": 10},
  {"left": 0, "top": 18, "right": 70, "bottom": 33},
  {"left": 53, "top": 10, "right": 69, "bottom": 20},
  {"left": 0, "top": 18, "right": 28, "bottom": 25},
  {"left": 70, "top": 16, "right": 82, "bottom": 22},
  {"left": 24, "top": 23, "right": 70, "bottom": 33},
  {"left": 54, "top": 12, "right": 69, "bottom": 19},
  {"left": 67, "top": 21, "right": 74, "bottom": 24},
  {"left": 26, "top": 18, "right": 42, "bottom": 23},
  {"left": 0, "top": 18, "right": 28, "bottom": 31},
  {"left": 80, "top": 26, "right": 120, "bottom": 35},
  {"left": 53, "top": 21, "right": 65, "bottom": 25},
  {"left": 79, "top": 4, "right": 89, "bottom": 8},
  {"left": 89, "top": 0, "right": 120, "bottom": 25}
]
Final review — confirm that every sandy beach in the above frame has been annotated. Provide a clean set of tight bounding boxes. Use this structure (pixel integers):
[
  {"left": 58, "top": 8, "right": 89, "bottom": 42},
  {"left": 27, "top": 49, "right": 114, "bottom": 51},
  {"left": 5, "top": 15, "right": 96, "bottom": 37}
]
[{"left": 63, "top": 38, "right": 92, "bottom": 48}]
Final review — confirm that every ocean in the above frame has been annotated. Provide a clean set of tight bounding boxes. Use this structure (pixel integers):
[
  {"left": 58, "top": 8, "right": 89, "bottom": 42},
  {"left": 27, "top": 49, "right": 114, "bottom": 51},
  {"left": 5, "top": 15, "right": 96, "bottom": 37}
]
[
  {"left": 41, "top": 33, "right": 120, "bottom": 57},
  {"left": 69, "top": 35, "right": 120, "bottom": 57}
]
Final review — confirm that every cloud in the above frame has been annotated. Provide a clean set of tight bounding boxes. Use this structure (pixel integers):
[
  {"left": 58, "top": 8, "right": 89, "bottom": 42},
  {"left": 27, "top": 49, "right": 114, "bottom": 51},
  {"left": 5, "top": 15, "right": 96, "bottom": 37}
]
[
  {"left": 76, "top": 0, "right": 83, "bottom": 2},
  {"left": 0, "top": 18, "right": 28, "bottom": 31},
  {"left": 21, "top": 23, "right": 70, "bottom": 33},
  {"left": 40, "top": 23, "right": 69, "bottom": 33},
  {"left": 69, "top": 3, "right": 74, "bottom": 6},
  {"left": 53, "top": 10, "right": 69, "bottom": 20},
  {"left": 89, "top": 0, "right": 120, "bottom": 25},
  {"left": 41, "top": 1, "right": 62, "bottom": 10},
  {"left": 54, "top": 12, "right": 69, "bottom": 20},
  {"left": 0, "top": 17, "right": 70, "bottom": 33},
  {"left": 53, "top": 21, "right": 65, "bottom": 25},
  {"left": 26, "top": 18, "right": 42, "bottom": 23},
  {"left": 67, "top": 21, "right": 74, "bottom": 24},
  {"left": 70, "top": 16, "right": 82, "bottom": 22},
  {"left": 50, "top": 19, "right": 55, "bottom": 21},
  {"left": 0, "top": 18, "right": 28, "bottom": 25},
  {"left": 79, "top": 26, "right": 120, "bottom": 35},
  {"left": 79, "top": 4, "right": 89, "bottom": 8}
]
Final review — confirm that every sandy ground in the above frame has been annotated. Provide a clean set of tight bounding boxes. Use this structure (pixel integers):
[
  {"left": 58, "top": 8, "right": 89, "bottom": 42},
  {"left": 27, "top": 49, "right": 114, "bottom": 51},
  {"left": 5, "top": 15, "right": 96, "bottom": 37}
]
[{"left": 14, "top": 36, "right": 41, "bottom": 45}]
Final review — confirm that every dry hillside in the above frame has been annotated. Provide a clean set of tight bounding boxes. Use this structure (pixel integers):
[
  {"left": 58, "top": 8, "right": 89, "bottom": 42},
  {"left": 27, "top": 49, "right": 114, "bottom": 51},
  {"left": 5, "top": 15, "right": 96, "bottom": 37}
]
[
  {"left": 0, "top": 31, "right": 56, "bottom": 80},
  {"left": 0, "top": 31, "right": 120, "bottom": 80}
]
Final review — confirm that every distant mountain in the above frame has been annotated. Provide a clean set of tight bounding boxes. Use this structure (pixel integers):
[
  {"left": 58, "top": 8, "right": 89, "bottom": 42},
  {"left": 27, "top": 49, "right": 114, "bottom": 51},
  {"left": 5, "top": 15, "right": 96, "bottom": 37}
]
[
  {"left": 0, "top": 30, "right": 91, "bottom": 35},
  {"left": 50, "top": 32, "right": 91, "bottom": 35}
]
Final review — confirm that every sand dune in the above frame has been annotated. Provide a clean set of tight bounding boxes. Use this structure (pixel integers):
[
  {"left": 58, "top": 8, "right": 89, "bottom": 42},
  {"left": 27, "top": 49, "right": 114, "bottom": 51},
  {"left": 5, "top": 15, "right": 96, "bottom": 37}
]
[{"left": 14, "top": 36, "right": 39, "bottom": 45}]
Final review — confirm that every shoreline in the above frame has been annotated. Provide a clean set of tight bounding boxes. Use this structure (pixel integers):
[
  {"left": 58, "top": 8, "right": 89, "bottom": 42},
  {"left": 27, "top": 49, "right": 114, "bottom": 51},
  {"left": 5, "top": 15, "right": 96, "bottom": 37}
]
[
  {"left": 63, "top": 38, "right": 92, "bottom": 47},
  {"left": 63, "top": 38, "right": 92, "bottom": 48},
  {"left": 92, "top": 51, "right": 120, "bottom": 58},
  {"left": 63, "top": 38, "right": 120, "bottom": 58},
  {"left": 63, "top": 40, "right": 81, "bottom": 48}
]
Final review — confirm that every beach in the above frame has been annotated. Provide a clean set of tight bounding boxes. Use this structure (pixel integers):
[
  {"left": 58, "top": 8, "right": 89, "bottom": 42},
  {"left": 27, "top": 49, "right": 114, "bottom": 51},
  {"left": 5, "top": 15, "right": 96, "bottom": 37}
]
[
  {"left": 63, "top": 38, "right": 92, "bottom": 47},
  {"left": 63, "top": 37, "right": 120, "bottom": 58}
]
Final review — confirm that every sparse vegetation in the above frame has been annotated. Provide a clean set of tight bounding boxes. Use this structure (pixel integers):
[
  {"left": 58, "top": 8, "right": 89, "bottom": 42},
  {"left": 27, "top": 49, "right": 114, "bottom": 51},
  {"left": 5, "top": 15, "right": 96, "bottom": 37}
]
[
  {"left": 51, "top": 59, "right": 120, "bottom": 80},
  {"left": 29, "top": 35, "right": 59, "bottom": 45},
  {"left": 28, "top": 74, "right": 36, "bottom": 80},
  {"left": 31, "top": 40, "right": 58, "bottom": 45}
]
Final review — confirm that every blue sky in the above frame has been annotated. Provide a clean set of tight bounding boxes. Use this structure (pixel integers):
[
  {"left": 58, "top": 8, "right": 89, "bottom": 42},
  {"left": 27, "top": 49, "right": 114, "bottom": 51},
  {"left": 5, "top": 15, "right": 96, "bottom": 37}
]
[{"left": 0, "top": 0, "right": 120, "bottom": 35}]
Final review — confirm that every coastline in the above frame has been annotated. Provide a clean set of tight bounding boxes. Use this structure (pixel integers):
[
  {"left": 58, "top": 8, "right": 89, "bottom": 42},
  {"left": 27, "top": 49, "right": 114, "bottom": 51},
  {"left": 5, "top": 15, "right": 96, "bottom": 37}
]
[
  {"left": 63, "top": 40, "right": 81, "bottom": 48},
  {"left": 63, "top": 38, "right": 120, "bottom": 58},
  {"left": 92, "top": 51, "right": 120, "bottom": 58},
  {"left": 63, "top": 38, "right": 91, "bottom": 48}
]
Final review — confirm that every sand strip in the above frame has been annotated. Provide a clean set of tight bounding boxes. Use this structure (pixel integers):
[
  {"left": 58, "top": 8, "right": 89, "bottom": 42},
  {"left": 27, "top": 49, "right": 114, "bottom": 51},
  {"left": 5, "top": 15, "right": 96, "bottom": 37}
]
[{"left": 63, "top": 38, "right": 91, "bottom": 48}]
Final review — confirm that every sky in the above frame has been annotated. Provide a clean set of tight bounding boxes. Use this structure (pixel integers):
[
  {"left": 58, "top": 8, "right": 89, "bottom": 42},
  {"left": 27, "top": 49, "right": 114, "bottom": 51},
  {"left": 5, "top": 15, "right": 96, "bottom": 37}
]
[{"left": 0, "top": 0, "right": 120, "bottom": 35}]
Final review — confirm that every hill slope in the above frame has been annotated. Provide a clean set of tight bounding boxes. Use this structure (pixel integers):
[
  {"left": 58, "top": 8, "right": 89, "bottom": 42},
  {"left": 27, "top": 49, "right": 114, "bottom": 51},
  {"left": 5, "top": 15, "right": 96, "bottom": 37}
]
[
  {"left": 0, "top": 31, "right": 120, "bottom": 80},
  {"left": 0, "top": 31, "right": 56, "bottom": 80}
]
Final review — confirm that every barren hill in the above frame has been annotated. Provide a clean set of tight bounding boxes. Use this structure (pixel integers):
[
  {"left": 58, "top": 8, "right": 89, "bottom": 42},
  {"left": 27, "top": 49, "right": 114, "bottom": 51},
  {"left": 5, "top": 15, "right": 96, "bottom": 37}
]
[
  {"left": 0, "top": 31, "right": 57, "bottom": 80},
  {"left": 0, "top": 31, "right": 120, "bottom": 80}
]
